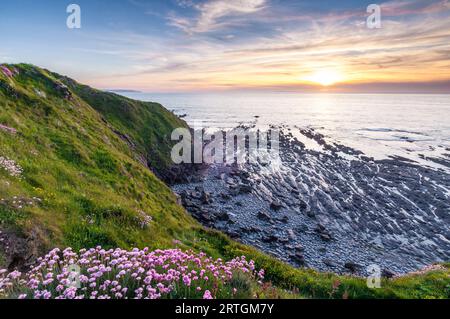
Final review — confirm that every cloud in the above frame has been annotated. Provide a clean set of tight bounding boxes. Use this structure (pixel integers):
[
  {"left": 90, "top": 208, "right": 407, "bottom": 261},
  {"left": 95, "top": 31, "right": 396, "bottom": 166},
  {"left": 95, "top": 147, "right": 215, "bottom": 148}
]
[
  {"left": 381, "top": 0, "right": 450, "bottom": 16},
  {"left": 169, "top": 0, "right": 267, "bottom": 33}
]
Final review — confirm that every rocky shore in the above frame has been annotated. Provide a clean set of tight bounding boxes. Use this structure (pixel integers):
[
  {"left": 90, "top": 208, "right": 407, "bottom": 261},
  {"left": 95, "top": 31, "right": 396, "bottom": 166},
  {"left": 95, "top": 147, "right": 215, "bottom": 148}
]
[{"left": 171, "top": 126, "right": 450, "bottom": 276}]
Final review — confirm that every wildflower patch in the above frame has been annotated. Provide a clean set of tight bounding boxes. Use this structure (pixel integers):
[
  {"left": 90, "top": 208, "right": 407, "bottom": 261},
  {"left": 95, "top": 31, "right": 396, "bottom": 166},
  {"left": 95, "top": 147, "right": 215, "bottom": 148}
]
[
  {"left": 0, "top": 124, "right": 17, "bottom": 135},
  {"left": 0, "top": 247, "right": 265, "bottom": 299},
  {"left": 0, "top": 156, "right": 23, "bottom": 178},
  {"left": 0, "top": 65, "right": 18, "bottom": 78}
]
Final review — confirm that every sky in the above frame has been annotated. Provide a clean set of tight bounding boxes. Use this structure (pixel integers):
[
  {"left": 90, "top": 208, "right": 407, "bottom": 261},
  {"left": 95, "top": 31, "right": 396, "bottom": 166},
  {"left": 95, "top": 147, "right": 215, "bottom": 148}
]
[{"left": 1, "top": 0, "right": 450, "bottom": 93}]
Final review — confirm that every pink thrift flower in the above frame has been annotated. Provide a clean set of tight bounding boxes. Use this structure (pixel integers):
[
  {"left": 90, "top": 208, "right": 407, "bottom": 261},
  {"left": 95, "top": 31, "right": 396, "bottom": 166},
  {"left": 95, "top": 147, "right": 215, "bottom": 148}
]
[{"left": 203, "top": 290, "right": 213, "bottom": 300}]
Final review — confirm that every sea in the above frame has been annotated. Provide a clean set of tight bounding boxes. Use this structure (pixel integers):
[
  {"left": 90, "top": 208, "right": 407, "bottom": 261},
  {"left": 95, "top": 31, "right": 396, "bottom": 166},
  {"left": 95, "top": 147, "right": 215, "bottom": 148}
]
[{"left": 121, "top": 92, "right": 450, "bottom": 172}]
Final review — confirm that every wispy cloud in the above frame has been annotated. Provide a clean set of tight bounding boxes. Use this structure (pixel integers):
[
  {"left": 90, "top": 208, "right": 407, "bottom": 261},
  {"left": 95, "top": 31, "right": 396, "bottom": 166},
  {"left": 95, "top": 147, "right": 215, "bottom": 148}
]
[
  {"left": 168, "top": 0, "right": 267, "bottom": 33},
  {"left": 382, "top": 0, "right": 450, "bottom": 16}
]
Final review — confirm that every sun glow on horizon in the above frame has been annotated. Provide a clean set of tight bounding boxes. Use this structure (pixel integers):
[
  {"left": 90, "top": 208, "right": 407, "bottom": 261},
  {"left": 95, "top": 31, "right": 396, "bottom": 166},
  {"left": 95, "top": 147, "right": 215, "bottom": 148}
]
[{"left": 306, "top": 69, "right": 343, "bottom": 86}]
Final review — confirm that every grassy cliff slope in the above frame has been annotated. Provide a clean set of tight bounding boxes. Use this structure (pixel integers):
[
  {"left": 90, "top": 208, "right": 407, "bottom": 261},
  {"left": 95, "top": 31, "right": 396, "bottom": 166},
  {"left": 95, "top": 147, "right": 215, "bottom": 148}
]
[{"left": 0, "top": 64, "right": 199, "bottom": 266}]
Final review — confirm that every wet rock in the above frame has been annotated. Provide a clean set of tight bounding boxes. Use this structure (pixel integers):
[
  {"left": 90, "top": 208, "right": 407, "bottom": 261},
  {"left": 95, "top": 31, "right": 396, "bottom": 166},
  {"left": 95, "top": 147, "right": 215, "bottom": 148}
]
[
  {"left": 382, "top": 269, "right": 396, "bottom": 279},
  {"left": 315, "top": 223, "right": 332, "bottom": 241},
  {"left": 220, "top": 192, "right": 231, "bottom": 200},
  {"left": 279, "top": 215, "right": 289, "bottom": 223},
  {"left": 298, "top": 199, "right": 308, "bottom": 210},
  {"left": 270, "top": 200, "right": 283, "bottom": 211},
  {"left": 226, "top": 177, "right": 236, "bottom": 185},
  {"left": 182, "top": 197, "right": 195, "bottom": 208},
  {"left": 297, "top": 224, "right": 309, "bottom": 232},
  {"left": 240, "top": 225, "right": 261, "bottom": 234},
  {"left": 200, "top": 191, "right": 212, "bottom": 204},
  {"left": 216, "top": 211, "right": 231, "bottom": 221},
  {"left": 294, "top": 244, "right": 304, "bottom": 253},
  {"left": 306, "top": 210, "right": 315, "bottom": 218},
  {"left": 323, "top": 259, "right": 338, "bottom": 268},
  {"left": 287, "top": 229, "right": 296, "bottom": 240},
  {"left": 238, "top": 184, "right": 253, "bottom": 194},
  {"left": 262, "top": 234, "right": 279, "bottom": 243},
  {"left": 257, "top": 211, "right": 272, "bottom": 222},
  {"left": 198, "top": 212, "right": 212, "bottom": 223},
  {"left": 344, "top": 262, "right": 362, "bottom": 273},
  {"left": 320, "top": 233, "right": 332, "bottom": 241},
  {"left": 291, "top": 252, "right": 306, "bottom": 265}
]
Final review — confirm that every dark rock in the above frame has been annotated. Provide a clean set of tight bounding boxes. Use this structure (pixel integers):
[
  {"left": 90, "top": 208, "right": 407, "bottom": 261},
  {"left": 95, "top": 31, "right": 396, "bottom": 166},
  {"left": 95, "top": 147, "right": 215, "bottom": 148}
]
[
  {"left": 238, "top": 184, "right": 253, "bottom": 194},
  {"left": 294, "top": 244, "right": 304, "bottom": 253},
  {"left": 291, "top": 252, "right": 306, "bottom": 265},
  {"left": 323, "top": 259, "right": 338, "bottom": 268},
  {"left": 249, "top": 226, "right": 262, "bottom": 233},
  {"left": 344, "top": 262, "right": 362, "bottom": 273},
  {"left": 306, "top": 210, "right": 315, "bottom": 218},
  {"left": 298, "top": 200, "right": 308, "bottom": 210},
  {"left": 382, "top": 269, "right": 396, "bottom": 279},
  {"left": 216, "top": 211, "right": 230, "bottom": 221},
  {"left": 279, "top": 215, "right": 289, "bottom": 223},
  {"left": 200, "top": 191, "right": 212, "bottom": 204},
  {"left": 198, "top": 212, "right": 212, "bottom": 223},
  {"left": 226, "top": 230, "right": 240, "bottom": 239},
  {"left": 54, "top": 82, "right": 72, "bottom": 100},
  {"left": 262, "top": 234, "right": 279, "bottom": 243},
  {"left": 220, "top": 192, "right": 231, "bottom": 200},
  {"left": 320, "top": 233, "right": 332, "bottom": 241},
  {"left": 240, "top": 225, "right": 261, "bottom": 233},
  {"left": 315, "top": 223, "right": 332, "bottom": 241},
  {"left": 257, "top": 211, "right": 272, "bottom": 222},
  {"left": 226, "top": 177, "right": 236, "bottom": 185},
  {"left": 270, "top": 200, "right": 283, "bottom": 211}
]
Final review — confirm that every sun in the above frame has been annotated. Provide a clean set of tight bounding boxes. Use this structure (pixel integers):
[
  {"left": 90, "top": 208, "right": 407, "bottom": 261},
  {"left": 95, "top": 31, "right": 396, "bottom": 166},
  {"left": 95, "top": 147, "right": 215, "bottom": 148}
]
[{"left": 307, "top": 70, "right": 342, "bottom": 86}]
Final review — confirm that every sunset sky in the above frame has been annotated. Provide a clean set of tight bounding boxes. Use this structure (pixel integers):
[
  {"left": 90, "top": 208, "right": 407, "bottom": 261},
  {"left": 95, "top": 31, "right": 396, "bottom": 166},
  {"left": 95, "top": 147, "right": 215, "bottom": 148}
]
[{"left": 1, "top": 0, "right": 450, "bottom": 92}]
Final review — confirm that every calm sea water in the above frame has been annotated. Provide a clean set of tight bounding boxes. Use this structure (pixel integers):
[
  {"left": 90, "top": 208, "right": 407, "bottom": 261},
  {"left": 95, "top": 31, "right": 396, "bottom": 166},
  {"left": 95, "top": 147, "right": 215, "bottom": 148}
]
[{"left": 122, "top": 92, "right": 450, "bottom": 171}]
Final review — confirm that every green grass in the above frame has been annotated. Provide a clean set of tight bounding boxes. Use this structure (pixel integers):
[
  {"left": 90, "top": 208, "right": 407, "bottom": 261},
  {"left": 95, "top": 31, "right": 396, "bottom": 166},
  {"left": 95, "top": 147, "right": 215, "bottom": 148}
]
[{"left": 0, "top": 63, "right": 448, "bottom": 299}]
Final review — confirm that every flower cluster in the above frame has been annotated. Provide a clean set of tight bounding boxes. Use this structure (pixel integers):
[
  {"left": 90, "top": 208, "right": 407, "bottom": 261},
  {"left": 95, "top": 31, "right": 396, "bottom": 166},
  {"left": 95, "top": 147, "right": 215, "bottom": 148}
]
[
  {"left": 0, "top": 196, "right": 42, "bottom": 210},
  {"left": 137, "top": 210, "right": 153, "bottom": 229},
  {"left": 0, "top": 156, "right": 23, "bottom": 177},
  {"left": 0, "top": 65, "right": 18, "bottom": 78},
  {"left": 0, "top": 124, "right": 17, "bottom": 135},
  {"left": 0, "top": 247, "right": 264, "bottom": 300}
]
